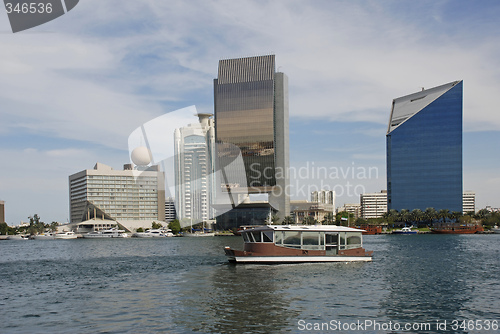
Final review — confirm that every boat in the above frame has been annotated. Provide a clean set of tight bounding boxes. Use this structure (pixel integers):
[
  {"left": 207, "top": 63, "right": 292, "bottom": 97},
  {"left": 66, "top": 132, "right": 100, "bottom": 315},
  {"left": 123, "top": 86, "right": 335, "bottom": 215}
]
[
  {"left": 430, "top": 224, "right": 483, "bottom": 234},
  {"left": 491, "top": 226, "right": 500, "bottom": 234},
  {"left": 357, "top": 224, "right": 382, "bottom": 235},
  {"left": 83, "top": 229, "right": 129, "bottom": 238},
  {"left": 33, "top": 233, "right": 55, "bottom": 240},
  {"left": 132, "top": 229, "right": 173, "bottom": 238},
  {"left": 54, "top": 231, "right": 78, "bottom": 239},
  {"left": 183, "top": 231, "right": 215, "bottom": 237},
  {"left": 392, "top": 227, "right": 417, "bottom": 234},
  {"left": 7, "top": 234, "right": 29, "bottom": 240},
  {"left": 224, "top": 225, "right": 373, "bottom": 263}
]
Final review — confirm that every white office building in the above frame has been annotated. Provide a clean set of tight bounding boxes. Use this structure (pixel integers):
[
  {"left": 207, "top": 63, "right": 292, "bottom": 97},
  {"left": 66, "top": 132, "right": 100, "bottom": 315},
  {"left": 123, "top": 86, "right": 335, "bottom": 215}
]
[
  {"left": 311, "top": 190, "right": 335, "bottom": 208},
  {"left": 360, "top": 190, "right": 388, "bottom": 219},
  {"left": 463, "top": 191, "right": 475, "bottom": 214},
  {"left": 69, "top": 161, "right": 165, "bottom": 231}
]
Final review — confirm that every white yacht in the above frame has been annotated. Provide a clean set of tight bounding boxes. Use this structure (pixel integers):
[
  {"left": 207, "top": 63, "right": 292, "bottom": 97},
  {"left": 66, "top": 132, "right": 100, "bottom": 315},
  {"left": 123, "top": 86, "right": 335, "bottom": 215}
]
[
  {"left": 132, "top": 229, "right": 174, "bottom": 238},
  {"left": 33, "top": 233, "right": 55, "bottom": 240},
  {"left": 83, "top": 229, "right": 129, "bottom": 238},
  {"left": 54, "top": 231, "right": 78, "bottom": 239}
]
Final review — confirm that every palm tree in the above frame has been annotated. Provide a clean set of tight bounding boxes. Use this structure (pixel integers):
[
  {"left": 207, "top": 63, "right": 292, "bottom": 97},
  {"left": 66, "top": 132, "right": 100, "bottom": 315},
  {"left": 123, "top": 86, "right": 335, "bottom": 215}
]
[
  {"left": 451, "top": 211, "right": 463, "bottom": 223},
  {"left": 410, "top": 209, "right": 423, "bottom": 225},
  {"left": 438, "top": 209, "right": 450, "bottom": 223},
  {"left": 282, "top": 216, "right": 294, "bottom": 225},
  {"left": 424, "top": 207, "right": 437, "bottom": 224},
  {"left": 321, "top": 213, "right": 335, "bottom": 225},
  {"left": 399, "top": 209, "right": 410, "bottom": 225},
  {"left": 303, "top": 216, "right": 317, "bottom": 225}
]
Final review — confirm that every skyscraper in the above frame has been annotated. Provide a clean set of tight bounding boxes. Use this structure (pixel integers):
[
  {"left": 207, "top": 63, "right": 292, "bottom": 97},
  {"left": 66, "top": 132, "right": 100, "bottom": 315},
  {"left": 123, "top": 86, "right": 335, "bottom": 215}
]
[
  {"left": 386, "top": 80, "right": 463, "bottom": 212},
  {"left": 214, "top": 55, "right": 290, "bottom": 221},
  {"left": 174, "top": 114, "right": 216, "bottom": 223}
]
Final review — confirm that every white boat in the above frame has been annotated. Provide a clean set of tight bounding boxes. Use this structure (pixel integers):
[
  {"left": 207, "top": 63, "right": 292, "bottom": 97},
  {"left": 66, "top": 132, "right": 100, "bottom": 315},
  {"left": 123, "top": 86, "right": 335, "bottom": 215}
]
[
  {"left": 392, "top": 227, "right": 417, "bottom": 234},
  {"left": 183, "top": 232, "right": 215, "bottom": 237},
  {"left": 224, "top": 225, "right": 373, "bottom": 263},
  {"left": 33, "top": 233, "right": 55, "bottom": 240},
  {"left": 7, "top": 235, "right": 29, "bottom": 240},
  {"left": 83, "top": 229, "right": 129, "bottom": 238},
  {"left": 132, "top": 229, "right": 174, "bottom": 238},
  {"left": 492, "top": 226, "right": 500, "bottom": 234},
  {"left": 54, "top": 231, "right": 78, "bottom": 239}
]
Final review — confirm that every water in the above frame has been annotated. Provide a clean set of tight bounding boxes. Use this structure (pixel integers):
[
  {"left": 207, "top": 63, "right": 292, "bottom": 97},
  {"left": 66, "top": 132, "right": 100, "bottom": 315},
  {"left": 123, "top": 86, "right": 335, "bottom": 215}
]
[{"left": 1, "top": 234, "right": 499, "bottom": 333}]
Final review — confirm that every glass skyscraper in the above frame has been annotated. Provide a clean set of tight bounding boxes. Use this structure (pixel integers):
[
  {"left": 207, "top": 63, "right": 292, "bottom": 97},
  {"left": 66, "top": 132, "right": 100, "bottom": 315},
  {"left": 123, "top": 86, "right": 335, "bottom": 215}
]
[
  {"left": 214, "top": 55, "right": 290, "bottom": 221},
  {"left": 386, "top": 80, "right": 463, "bottom": 212}
]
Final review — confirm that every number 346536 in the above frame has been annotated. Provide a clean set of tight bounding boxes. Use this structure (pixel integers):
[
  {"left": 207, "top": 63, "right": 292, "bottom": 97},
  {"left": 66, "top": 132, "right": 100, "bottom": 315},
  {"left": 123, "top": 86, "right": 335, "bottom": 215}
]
[{"left": 5, "top": 2, "right": 53, "bottom": 14}]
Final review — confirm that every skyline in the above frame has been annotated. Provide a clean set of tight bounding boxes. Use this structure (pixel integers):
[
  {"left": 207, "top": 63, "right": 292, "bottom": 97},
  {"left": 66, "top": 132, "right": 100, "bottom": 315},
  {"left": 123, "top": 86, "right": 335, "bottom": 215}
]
[{"left": 1, "top": 1, "right": 500, "bottom": 224}]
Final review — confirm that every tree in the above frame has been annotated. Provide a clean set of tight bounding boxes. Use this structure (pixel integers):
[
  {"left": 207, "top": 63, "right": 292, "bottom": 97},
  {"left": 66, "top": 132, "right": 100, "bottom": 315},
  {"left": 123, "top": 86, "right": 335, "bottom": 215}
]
[
  {"left": 168, "top": 219, "right": 181, "bottom": 234},
  {"left": 282, "top": 216, "right": 294, "bottom": 225},
  {"left": 410, "top": 209, "right": 423, "bottom": 225},
  {"left": 28, "top": 214, "right": 45, "bottom": 235},
  {"left": 151, "top": 221, "right": 163, "bottom": 229},
  {"left": 355, "top": 217, "right": 367, "bottom": 225},
  {"left": 136, "top": 227, "right": 144, "bottom": 233},
  {"left": 303, "top": 216, "right": 317, "bottom": 225},
  {"left": 424, "top": 208, "right": 437, "bottom": 224},
  {"left": 438, "top": 209, "right": 450, "bottom": 223},
  {"left": 450, "top": 211, "right": 463, "bottom": 223},
  {"left": 321, "top": 213, "right": 335, "bottom": 225},
  {"left": 270, "top": 215, "right": 280, "bottom": 224},
  {"left": 48, "top": 222, "right": 58, "bottom": 232}
]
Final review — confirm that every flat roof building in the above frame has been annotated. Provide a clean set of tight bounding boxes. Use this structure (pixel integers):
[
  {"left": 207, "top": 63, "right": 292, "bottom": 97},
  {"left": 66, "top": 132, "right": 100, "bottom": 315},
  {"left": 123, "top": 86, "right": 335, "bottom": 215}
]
[
  {"left": 463, "top": 191, "right": 475, "bottom": 214},
  {"left": 360, "top": 191, "right": 388, "bottom": 219},
  {"left": 387, "top": 81, "right": 463, "bottom": 212},
  {"left": 337, "top": 203, "right": 361, "bottom": 220},
  {"left": 69, "top": 162, "right": 165, "bottom": 227}
]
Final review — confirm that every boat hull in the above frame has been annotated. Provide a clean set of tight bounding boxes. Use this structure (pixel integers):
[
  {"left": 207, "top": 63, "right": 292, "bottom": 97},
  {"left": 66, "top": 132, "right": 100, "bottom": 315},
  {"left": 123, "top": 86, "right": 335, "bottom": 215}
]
[{"left": 226, "top": 255, "right": 372, "bottom": 263}]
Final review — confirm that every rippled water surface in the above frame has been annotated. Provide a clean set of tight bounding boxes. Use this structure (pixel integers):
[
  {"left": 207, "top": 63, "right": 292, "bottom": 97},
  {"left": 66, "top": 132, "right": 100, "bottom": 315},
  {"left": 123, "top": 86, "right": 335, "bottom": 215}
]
[{"left": 1, "top": 234, "right": 499, "bottom": 333}]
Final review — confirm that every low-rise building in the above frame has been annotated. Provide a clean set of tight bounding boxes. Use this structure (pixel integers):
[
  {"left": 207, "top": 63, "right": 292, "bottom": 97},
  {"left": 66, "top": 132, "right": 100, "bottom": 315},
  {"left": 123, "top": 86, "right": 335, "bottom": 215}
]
[
  {"left": 337, "top": 203, "right": 361, "bottom": 220},
  {"left": 291, "top": 200, "right": 334, "bottom": 224}
]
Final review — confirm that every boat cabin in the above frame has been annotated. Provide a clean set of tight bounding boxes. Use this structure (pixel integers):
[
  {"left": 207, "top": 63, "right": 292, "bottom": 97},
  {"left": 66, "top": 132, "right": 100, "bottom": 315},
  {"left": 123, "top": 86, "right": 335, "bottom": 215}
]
[{"left": 223, "top": 225, "right": 373, "bottom": 263}]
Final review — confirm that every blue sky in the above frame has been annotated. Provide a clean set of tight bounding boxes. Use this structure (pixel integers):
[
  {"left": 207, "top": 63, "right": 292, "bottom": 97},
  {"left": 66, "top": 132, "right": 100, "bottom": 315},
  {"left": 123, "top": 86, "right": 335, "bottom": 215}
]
[{"left": 1, "top": 0, "right": 499, "bottom": 224}]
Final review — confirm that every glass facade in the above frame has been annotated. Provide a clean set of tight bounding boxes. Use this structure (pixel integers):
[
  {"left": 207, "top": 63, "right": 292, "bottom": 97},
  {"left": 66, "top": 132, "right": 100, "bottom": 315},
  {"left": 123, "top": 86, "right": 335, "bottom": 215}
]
[
  {"left": 214, "top": 55, "right": 277, "bottom": 188},
  {"left": 387, "top": 81, "right": 463, "bottom": 212}
]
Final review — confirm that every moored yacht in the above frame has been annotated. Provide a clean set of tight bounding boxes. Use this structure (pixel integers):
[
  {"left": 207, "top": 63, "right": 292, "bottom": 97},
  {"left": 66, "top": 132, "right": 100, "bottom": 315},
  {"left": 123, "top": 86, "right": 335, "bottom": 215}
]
[
  {"left": 83, "top": 229, "right": 129, "bottom": 238},
  {"left": 54, "top": 231, "right": 78, "bottom": 239},
  {"left": 224, "top": 225, "right": 373, "bottom": 263},
  {"left": 132, "top": 229, "right": 173, "bottom": 238}
]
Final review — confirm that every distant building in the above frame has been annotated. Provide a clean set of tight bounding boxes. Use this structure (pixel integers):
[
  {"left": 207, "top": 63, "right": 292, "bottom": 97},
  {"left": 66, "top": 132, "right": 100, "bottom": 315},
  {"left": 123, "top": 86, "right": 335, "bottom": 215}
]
[
  {"left": 462, "top": 191, "right": 475, "bottom": 214},
  {"left": 174, "top": 113, "right": 216, "bottom": 223},
  {"left": 214, "top": 55, "right": 290, "bottom": 223},
  {"left": 311, "top": 190, "right": 335, "bottom": 207},
  {"left": 360, "top": 191, "right": 388, "bottom": 219},
  {"left": 0, "top": 200, "right": 4, "bottom": 223},
  {"left": 165, "top": 197, "right": 176, "bottom": 222},
  {"left": 337, "top": 203, "right": 361, "bottom": 220},
  {"left": 68, "top": 161, "right": 165, "bottom": 231},
  {"left": 291, "top": 200, "right": 334, "bottom": 224},
  {"left": 387, "top": 81, "right": 463, "bottom": 212}
]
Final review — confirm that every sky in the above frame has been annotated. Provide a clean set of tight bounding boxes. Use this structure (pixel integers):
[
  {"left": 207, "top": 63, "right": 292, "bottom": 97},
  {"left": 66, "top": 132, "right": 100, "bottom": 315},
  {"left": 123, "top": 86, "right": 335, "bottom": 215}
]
[{"left": 1, "top": 0, "right": 499, "bottom": 224}]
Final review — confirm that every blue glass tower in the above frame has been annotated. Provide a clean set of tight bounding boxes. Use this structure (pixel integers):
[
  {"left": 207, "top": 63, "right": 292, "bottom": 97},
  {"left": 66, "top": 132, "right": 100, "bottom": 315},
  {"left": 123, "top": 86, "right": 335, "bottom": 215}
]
[{"left": 386, "top": 81, "right": 463, "bottom": 212}]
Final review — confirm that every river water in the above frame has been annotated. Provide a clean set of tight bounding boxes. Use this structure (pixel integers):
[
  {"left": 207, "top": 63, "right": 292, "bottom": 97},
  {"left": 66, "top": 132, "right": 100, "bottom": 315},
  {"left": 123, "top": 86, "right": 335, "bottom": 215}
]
[{"left": 1, "top": 234, "right": 499, "bottom": 333}]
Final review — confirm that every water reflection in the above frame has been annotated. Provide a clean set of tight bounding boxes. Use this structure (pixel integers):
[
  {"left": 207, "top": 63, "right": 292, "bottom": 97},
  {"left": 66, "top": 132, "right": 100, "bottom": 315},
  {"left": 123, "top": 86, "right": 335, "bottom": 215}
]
[
  {"left": 379, "top": 235, "right": 474, "bottom": 333},
  {"left": 173, "top": 263, "right": 298, "bottom": 333}
]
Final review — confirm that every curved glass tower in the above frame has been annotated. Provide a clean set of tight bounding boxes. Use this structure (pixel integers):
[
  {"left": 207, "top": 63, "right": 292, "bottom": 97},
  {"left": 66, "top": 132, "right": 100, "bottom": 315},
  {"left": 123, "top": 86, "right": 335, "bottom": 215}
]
[{"left": 386, "top": 81, "right": 463, "bottom": 212}]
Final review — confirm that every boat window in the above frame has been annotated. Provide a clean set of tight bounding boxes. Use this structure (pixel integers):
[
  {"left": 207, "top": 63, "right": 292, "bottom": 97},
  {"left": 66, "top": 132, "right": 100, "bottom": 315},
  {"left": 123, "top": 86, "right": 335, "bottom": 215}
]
[
  {"left": 275, "top": 231, "right": 283, "bottom": 245},
  {"left": 262, "top": 231, "right": 273, "bottom": 243},
  {"left": 345, "top": 232, "right": 362, "bottom": 249},
  {"left": 326, "top": 233, "right": 338, "bottom": 245},
  {"left": 302, "top": 231, "right": 322, "bottom": 250},
  {"left": 339, "top": 232, "right": 346, "bottom": 250},
  {"left": 283, "top": 231, "right": 301, "bottom": 248},
  {"left": 242, "top": 232, "right": 250, "bottom": 243},
  {"left": 251, "top": 231, "right": 262, "bottom": 243}
]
